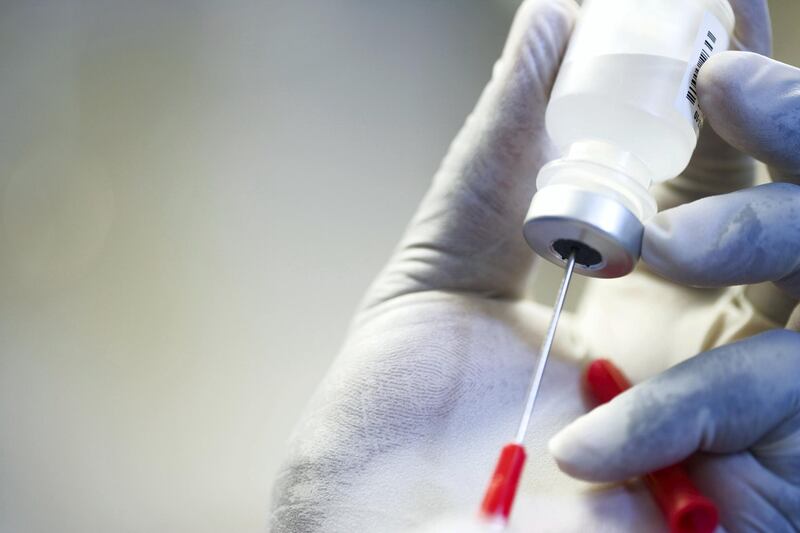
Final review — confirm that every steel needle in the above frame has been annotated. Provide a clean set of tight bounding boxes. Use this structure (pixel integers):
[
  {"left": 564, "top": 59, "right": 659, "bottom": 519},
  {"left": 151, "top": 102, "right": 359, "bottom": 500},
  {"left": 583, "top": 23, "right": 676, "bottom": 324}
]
[
  {"left": 479, "top": 251, "right": 579, "bottom": 523},
  {"left": 514, "top": 250, "right": 577, "bottom": 444}
]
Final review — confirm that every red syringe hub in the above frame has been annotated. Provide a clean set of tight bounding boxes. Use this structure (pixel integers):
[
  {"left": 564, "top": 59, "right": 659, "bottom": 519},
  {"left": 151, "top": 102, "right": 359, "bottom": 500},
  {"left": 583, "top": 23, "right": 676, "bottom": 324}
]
[{"left": 479, "top": 443, "right": 527, "bottom": 523}]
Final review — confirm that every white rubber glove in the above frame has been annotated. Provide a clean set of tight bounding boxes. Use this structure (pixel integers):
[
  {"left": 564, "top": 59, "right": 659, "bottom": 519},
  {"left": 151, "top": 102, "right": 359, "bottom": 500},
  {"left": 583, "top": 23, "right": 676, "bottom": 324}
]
[
  {"left": 270, "top": 1, "right": 776, "bottom": 531},
  {"left": 271, "top": 2, "right": 589, "bottom": 531},
  {"left": 550, "top": 53, "right": 800, "bottom": 532}
]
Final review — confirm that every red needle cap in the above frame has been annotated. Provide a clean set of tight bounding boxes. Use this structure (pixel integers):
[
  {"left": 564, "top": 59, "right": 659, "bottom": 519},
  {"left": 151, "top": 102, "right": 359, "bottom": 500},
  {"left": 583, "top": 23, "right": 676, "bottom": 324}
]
[{"left": 584, "top": 359, "right": 719, "bottom": 533}]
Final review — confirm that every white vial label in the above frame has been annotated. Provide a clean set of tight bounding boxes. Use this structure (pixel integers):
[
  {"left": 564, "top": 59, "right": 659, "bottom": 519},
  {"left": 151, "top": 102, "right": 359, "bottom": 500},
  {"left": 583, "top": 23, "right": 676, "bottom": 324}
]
[{"left": 674, "top": 12, "right": 730, "bottom": 135}]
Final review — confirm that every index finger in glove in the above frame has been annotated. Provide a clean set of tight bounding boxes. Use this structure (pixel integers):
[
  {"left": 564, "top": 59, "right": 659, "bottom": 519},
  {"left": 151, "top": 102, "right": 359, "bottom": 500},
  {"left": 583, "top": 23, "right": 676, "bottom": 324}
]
[
  {"left": 366, "top": 0, "right": 577, "bottom": 305},
  {"left": 727, "top": 0, "right": 771, "bottom": 55},
  {"left": 642, "top": 183, "right": 800, "bottom": 298},
  {"left": 548, "top": 329, "right": 800, "bottom": 483},
  {"left": 699, "top": 51, "right": 800, "bottom": 182}
]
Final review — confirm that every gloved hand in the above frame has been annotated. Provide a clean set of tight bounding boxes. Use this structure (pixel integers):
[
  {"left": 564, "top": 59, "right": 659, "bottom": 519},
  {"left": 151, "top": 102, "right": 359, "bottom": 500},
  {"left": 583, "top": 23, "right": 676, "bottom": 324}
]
[
  {"left": 271, "top": 2, "right": 585, "bottom": 531},
  {"left": 550, "top": 53, "right": 800, "bottom": 532},
  {"left": 270, "top": 0, "right": 777, "bottom": 531}
]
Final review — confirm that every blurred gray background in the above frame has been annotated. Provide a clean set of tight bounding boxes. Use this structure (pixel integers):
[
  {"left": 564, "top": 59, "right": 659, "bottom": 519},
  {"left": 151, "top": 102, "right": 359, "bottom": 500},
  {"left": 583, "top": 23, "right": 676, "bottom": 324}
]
[{"left": 1, "top": 2, "right": 798, "bottom": 532}]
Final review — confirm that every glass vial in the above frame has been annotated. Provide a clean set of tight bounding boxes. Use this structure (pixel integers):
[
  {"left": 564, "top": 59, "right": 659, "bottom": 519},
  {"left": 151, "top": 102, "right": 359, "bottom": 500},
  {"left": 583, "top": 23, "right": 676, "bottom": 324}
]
[{"left": 524, "top": 0, "right": 734, "bottom": 278}]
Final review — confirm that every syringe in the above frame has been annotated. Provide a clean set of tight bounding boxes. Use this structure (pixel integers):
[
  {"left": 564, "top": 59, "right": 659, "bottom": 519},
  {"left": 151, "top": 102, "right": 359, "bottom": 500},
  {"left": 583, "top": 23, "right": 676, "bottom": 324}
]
[
  {"left": 476, "top": 250, "right": 720, "bottom": 533},
  {"left": 478, "top": 250, "right": 577, "bottom": 526}
]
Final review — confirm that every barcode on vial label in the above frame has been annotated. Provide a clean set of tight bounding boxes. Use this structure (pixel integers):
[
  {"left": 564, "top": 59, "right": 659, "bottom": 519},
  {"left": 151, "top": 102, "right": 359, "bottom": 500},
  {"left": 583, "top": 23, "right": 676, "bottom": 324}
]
[
  {"left": 674, "top": 12, "right": 729, "bottom": 135},
  {"left": 685, "top": 31, "right": 716, "bottom": 107}
]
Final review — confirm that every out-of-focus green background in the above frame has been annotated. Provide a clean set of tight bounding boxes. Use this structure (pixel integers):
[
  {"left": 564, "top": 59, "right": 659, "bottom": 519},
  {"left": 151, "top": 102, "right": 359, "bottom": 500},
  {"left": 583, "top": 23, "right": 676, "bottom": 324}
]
[{"left": 0, "top": 2, "right": 797, "bottom": 532}]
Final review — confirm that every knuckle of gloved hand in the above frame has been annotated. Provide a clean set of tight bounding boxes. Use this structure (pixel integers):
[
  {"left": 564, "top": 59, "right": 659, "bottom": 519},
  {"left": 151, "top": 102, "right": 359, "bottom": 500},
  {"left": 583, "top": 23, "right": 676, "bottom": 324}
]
[
  {"left": 510, "top": 0, "right": 577, "bottom": 63},
  {"left": 516, "top": 0, "right": 577, "bottom": 26}
]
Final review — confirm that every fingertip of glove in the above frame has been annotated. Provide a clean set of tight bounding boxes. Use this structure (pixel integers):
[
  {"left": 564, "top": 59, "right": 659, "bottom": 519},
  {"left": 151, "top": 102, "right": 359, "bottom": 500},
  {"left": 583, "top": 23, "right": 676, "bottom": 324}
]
[
  {"left": 548, "top": 425, "right": 592, "bottom": 479},
  {"left": 696, "top": 52, "right": 753, "bottom": 114},
  {"left": 547, "top": 406, "right": 631, "bottom": 483},
  {"left": 697, "top": 52, "right": 800, "bottom": 161}
]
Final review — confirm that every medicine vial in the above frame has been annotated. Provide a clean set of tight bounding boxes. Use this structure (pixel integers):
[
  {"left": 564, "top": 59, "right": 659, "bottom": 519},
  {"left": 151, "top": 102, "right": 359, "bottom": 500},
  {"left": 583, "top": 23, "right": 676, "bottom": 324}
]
[{"left": 523, "top": 0, "right": 734, "bottom": 277}]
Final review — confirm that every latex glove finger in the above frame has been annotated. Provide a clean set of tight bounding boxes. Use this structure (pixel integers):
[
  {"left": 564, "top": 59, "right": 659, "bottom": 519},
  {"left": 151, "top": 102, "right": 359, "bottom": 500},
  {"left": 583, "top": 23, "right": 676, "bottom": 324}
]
[
  {"left": 699, "top": 51, "right": 800, "bottom": 183},
  {"left": 659, "top": 51, "right": 800, "bottom": 322},
  {"left": 726, "top": 0, "right": 772, "bottom": 56},
  {"left": 548, "top": 329, "right": 800, "bottom": 483},
  {"left": 687, "top": 453, "right": 800, "bottom": 532},
  {"left": 653, "top": 0, "right": 772, "bottom": 211},
  {"left": 365, "top": 0, "right": 577, "bottom": 305},
  {"left": 642, "top": 183, "right": 800, "bottom": 298}
]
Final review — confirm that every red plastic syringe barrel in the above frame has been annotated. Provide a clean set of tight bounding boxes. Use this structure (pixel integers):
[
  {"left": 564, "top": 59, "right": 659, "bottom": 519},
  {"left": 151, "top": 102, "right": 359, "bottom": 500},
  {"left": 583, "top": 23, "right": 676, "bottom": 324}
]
[{"left": 585, "top": 359, "right": 719, "bottom": 533}]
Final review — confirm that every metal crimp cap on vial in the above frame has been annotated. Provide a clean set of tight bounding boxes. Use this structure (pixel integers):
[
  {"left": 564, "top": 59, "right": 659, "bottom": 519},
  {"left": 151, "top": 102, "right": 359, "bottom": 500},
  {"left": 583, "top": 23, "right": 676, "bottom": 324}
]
[{"left": 523, "top": 186, "right": 644, "bottom": 278}]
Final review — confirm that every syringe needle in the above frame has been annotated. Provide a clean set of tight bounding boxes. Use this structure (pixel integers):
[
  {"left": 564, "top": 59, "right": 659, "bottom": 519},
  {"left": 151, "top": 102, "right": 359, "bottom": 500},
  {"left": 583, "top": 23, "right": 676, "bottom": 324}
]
[
  {"left": 479, "top": 251, "right": 577, "bottom": 525},
  {"left": 515, "top": 250, "right": 577, "bottom": 443}
]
